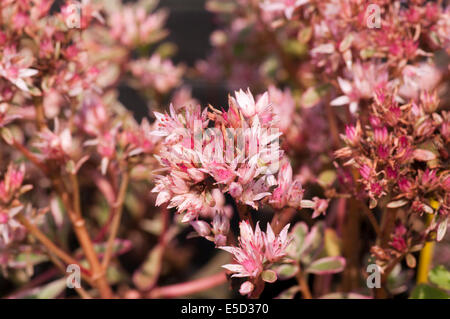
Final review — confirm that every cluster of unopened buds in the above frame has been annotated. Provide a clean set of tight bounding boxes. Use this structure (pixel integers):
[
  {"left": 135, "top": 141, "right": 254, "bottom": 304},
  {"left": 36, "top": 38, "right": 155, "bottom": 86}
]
[{"left": 336, "top": 89, "right": 449, "bottom": 267}]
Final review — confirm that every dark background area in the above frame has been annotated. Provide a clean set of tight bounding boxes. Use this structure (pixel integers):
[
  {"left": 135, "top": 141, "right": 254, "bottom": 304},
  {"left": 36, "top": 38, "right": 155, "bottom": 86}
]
[
  {"left": 119, "top": 0, "right": 229, "bottom": 121},
  {"left": 156, "top": 0, "right": 228, "bottom": 106}
]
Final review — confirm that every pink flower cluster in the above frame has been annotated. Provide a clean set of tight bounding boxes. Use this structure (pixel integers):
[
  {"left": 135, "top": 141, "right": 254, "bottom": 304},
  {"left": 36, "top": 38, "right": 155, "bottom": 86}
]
[
  {"left": 221, "top": 221, "right": 291, "bottom": 295},
  {"left": 151, "top": 89, "right": 324, "bottom": 226}
]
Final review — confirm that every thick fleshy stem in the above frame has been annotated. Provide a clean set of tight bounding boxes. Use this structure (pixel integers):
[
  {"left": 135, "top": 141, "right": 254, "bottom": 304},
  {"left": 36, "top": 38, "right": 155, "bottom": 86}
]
[
  {"left": 68, "top": 172, "right": 113, "bottom": 298},
  {"left": 16, "top": 212, "right": 93, "bottom": 285}
]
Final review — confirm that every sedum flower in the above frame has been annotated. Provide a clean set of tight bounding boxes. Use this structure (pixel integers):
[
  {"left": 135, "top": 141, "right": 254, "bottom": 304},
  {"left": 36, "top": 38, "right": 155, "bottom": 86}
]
[
  {"left": 35, "top": 122, "right": 74, "bottom": 161},
  {"left": 270, "top": 160, "right": 304, "bottom": 210},
  {"left": 221, "top": 221, "right": 265, "bottom": 279},
  {"left": 221, "top": 221, "right": 291, "bottom": 295},
  {"left": 260, "top": 0, "right": 309, "bottom": 19},
  {"left": 231, "top": 88, "right": 270, "bottom": 119},
  {"left": 263, "top": 223, "right": 291, "bottom": 262},
  {"left": 151, "top": 89, "right": 285, "bottom": 221},
  {"left": 108, "top": 2, "right": 168, "bottom": 48},
  {"left": 336, "top": 89, "right": 449, "bottom": 242}
]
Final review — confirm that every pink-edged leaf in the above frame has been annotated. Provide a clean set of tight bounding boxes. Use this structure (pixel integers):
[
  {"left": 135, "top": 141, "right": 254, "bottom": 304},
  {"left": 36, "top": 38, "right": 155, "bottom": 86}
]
[
  {"left": 413, "top": 149, "right": 436, "bottom": 162},
  {"left": 261, "top": 269, "right": 277, "bottom": 283},
  {"left": 275, "top": 286, "right": 300, "bottom": 299},
  {"left": 306, "top": 256, "right": 346, "bottom": 275},
  {"left": 275, "top": 263, "right": 299, "bottom": 280},
  {"left": 286, "top": 222, "right": 308, "bottom": 259},
  {"left": 299, "top": 222, "right": 324, "bottom": 261}
]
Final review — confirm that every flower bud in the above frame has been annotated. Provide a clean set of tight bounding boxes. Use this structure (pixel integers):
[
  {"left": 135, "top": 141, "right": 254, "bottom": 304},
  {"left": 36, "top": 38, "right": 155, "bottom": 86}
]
[
  {"left": 373, "top": 126, "right": 388, "bottom": 144},
  {"left": 229, "top": 182, "right": 243, "bottom": 198},
  {"left": 190, "top": 220, "right": 211, "bottom": 237},
  {"left": 239, "top": 281, "right": 254, "bottom": 295}
]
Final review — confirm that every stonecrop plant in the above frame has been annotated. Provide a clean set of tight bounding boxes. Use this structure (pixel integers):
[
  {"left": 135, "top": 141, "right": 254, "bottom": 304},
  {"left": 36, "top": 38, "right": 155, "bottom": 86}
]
[{"left": 0, "top": 0, "right": 448, "bottom": 300}]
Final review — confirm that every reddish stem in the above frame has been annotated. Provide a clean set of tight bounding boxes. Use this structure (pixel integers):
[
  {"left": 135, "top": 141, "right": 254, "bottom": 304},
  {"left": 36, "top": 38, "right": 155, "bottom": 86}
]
[{"left": 147, "top": 272, "right": 228, "bottom": 298}]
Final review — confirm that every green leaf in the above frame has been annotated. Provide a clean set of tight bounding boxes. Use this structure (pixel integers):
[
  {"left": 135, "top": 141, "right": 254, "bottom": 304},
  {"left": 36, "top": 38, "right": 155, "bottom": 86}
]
[
  {"left": 14, "top": 252, "right": 49, "bottom": 267},
  {"left": 132, "top": 245, "right": 163, "bottom": 290},
  {"left": 299, "top": 222, "right": 325, "bottom": 262},
  {"left": 306, "top": 256, "right": 346, "bottom": 275},
  {"left": 297, "top": 27, "right": 312, "bottom": 44},
  {"left": 300, "top": 84, "right": 331, "bottom": 109},
  {"left": 429, "top": 266, "right": 450, "bottom": 290},
  {"left": 300, "top": 87, "right": 321, "bottom": 108},
  {"left": 19, "top": 279, "right": 67, "bottom": 299},
  {"left": 276, "top": 286, "right": 300, "bottom": 299},
  {"left": 275, "top": 264, "right": 299, "bottom": 280},
  {"left": 324, "top": 228, "right": 341, "bottom": 257},
  {"left": 317, "top": 170, "right": 337, "bottom": 188},
  {"left": 410, "top": 284, "right": 449, "bottom": 299},
  {"left": 360, "top": 48, "right": 375, "bottom": 59},
  {"left": 106, "top": 264, "right": 126, "bottom": 285},
  {"left": 286, "top": 222, "right": 308, "bottom": 260},
  {"left": 283, "top": 40, "right": 307, "bottom": 57},
  {"left": 261, "top": 270, "right": 277, "bottom": 283}
]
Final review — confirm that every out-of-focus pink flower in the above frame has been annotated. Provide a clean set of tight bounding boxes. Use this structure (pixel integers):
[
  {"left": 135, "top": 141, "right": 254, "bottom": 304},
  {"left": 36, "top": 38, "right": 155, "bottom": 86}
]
[
  {"left": 301, "top": 197, "right": 329, "bottom": 219},
  {"left": 129, "top": 54, "right": 184, "bottom": 94},
  {"left": 190, "top": 220, "right": 211, "bottom": 237},
  {"left": 270, "top": 160, "right": 304, "bottom": 209},
  {"left": 0, "top": 164, "right": 25, "bottom": 204},
  {"left": 331, "top": 62, "right": 388, "bottom": 113},
  {"left": 76, "top": 94, "right": 108, "bottom": 136},
  {"left": 399, "top": 64, "right": 441, "bottom": 99},
  {"left": 268, "top": 85, "right": 295, "bottom": 133},
  {"left": 35, "top": 121, "right": 74, "bottom": 161},
  {"left": 171, "top": 87, "right": 200, "bottom": 111},
  {"left": 260, "top": 0, "right": 309, "bottom": 19},
  {"left": 0, "top": 206, "right": 23, "bottom": 245},
  {"left": 109, "top": 5, "right": 168, "bottom": 47},
  {"left": 231, "top": 88, "right": 270, "bottom": 119},
  {"left": 390, "top": 224, "right": 408, "bottom": 253},
  {"left": 0, "top": 47, "right": 38, "bottom": 92},
  {"left": 125, "top": 119, "right": 161, "bottom": 156}
]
